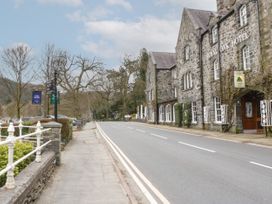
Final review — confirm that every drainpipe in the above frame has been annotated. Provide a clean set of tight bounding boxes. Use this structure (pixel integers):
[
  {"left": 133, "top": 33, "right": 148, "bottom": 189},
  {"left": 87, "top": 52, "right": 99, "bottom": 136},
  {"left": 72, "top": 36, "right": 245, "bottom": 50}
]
[
  {"left": 198, "top": 28, "right": 205, "bottom": 130},
  {"left": 155, "top": 65, "right": 159, "bottom": 124}
]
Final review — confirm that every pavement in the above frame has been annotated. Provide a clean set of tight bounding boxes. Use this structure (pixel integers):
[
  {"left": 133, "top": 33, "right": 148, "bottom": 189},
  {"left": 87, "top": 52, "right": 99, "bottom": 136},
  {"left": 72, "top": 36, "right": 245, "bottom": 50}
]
[
  {"left": 37, "top": 122, "right": 140, "bottom": 204},
  {"left": 145, "top": 123, "right": 272, "bottom": 147}
]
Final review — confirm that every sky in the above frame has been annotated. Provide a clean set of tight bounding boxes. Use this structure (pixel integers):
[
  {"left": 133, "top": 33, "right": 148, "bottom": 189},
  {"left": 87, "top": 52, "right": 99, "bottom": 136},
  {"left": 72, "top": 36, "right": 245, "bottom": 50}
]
[{"left": 0, "top": 0, "right": 216, "bottom": 69}]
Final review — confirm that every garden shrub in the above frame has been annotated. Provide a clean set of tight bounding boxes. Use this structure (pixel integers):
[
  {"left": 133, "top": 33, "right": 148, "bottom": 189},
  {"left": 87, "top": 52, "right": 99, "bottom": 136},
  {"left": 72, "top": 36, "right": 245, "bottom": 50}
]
[
  {"left": 0, "top": 141, "right": 34, "bottom": 187},
  {"left": 174, "top": 103, "right": 183, "bottom": 127},
  {"left": 182, "top": 102, "right": 192, "bottom": 128},
  {"left": 57, "top": 118, "right": 73, "bottom": 145}
]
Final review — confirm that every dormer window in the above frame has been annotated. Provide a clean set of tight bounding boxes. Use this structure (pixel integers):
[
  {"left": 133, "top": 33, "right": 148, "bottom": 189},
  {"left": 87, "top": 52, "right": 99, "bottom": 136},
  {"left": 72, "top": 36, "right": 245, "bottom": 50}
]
[
  {"left": 212, "top": 26, "right": 218, "bottom": 44},
  {"left": 184, "top": 46, "right": 190, "bottom": 61},
  {"left": 239, "top": 5, "right": 248, "bottom": 27}
]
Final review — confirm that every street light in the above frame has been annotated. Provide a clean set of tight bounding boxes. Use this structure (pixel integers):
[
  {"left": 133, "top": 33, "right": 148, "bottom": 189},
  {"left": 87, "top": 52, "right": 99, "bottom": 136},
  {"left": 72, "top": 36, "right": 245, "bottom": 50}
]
[{"left": 52, "top": 55, "right": 64, "bottom": 121}]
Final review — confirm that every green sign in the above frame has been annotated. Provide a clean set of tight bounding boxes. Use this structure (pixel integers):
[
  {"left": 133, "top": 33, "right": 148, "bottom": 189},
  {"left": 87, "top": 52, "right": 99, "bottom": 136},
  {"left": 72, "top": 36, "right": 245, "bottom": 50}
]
[{"left": 50, "top": 92, "right": 60, "bottom": 104}]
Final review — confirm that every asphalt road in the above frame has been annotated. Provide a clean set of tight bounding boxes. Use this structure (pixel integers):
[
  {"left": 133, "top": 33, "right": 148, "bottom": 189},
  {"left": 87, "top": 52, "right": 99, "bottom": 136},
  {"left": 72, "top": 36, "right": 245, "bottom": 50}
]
[{"left": 98, "top": 121, "right": 272, "bottom": 204}]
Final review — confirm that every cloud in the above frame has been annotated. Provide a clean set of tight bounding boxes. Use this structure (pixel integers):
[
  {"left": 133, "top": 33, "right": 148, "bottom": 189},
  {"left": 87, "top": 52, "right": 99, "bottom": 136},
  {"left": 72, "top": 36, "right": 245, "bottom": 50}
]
[
  {"left": 14, "top": 0, "right": 24, "bottom": 8},
  {"left": 66, "top": 6, "right": 112, "bottom": 22},
  {"left": 155, "top": 0, "right": 216, "bottom": 10},
  {"left": 81, "top": 17, "right": 179, "bottom": 61},
  {"left": 106, "top": 0, "right": 132, "bottom": 11},
  {"left": 37, "top": 0, "right": 83, "bottom": 6}
]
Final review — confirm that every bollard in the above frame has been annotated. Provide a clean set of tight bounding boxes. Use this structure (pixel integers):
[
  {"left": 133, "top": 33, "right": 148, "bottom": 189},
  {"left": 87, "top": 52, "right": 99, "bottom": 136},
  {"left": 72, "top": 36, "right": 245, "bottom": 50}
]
[
  {"left": 35, "top": 121, "right": 42, "bottom": 163},
  {"left": 5, "top": 122, "right": 16, "bottom": 189}
]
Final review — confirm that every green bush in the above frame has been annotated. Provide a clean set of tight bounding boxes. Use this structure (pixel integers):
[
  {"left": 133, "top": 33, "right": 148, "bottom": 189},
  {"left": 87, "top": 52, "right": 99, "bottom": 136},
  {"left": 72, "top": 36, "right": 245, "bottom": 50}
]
[
  {"left": 57, "top": 118, "right": 73, "bottom": 145},
  {"left": 182, "top": 102, "right": 192, "bottom": 128},
  {"left": 174, "top": 103, "right": 183, "bottom": 127},
  {"left": 0, "top": 141, "right": 34, "bottom": 187}
]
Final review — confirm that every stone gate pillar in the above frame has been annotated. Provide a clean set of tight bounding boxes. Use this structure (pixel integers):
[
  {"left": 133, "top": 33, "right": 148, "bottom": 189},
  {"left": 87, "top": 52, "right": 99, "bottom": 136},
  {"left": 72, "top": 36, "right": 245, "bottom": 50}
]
[{"left": 42, "top": 122, "right": 62, "bottom": 166}]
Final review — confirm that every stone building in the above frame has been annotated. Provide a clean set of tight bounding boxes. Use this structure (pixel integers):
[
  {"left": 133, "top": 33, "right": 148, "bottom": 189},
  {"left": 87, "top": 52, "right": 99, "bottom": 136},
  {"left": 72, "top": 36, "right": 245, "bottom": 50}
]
[
  {"left": 145, "top": 52, "right": 177, "bottom": 124},
  {"left": 145, "top": 0, "right": 272, "bottom": 133}
]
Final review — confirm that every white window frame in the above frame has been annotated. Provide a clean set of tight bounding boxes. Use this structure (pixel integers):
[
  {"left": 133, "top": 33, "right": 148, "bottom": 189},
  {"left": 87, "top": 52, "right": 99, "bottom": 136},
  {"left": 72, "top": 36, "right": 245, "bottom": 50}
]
[
  {"left": 191, "top": 102, "right": 197, "bottom": 124},
  {"left": 165, "top": 104, "right": 172, "bottom": 122},
  {"left": 159, "top": 105, "right": 165, "bottom": 122},
  {"left": 212, "top": 26, "right": 218, "bottom": 44},
  {"left": 240, "top": 5, "right": 248, "bottom": 27},
  {"left": 183, "top": 72, "right": 193, "bottom": 90},
  {"left": 174, "top": 87, "right": 177, "bottom": 98},
  {"left": 242, "top": 46, "right": 251, "bottom": 70},
  {"left": 184, "top": 46, "right": 190, "bottom": 61},
  {"left": 214, "top": 97, "right": 222, "bottom": 123},
  {"left": 213, "top": 60, "right": 220, "bottom": 80}
]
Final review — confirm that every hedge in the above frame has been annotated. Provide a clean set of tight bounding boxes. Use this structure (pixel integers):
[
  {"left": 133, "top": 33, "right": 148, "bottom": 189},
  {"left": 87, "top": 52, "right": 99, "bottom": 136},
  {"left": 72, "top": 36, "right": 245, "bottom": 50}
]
[
  {"left": 0, "top": 142, "right": 34, "bottom": 187},
  {"left": 182, "top": 102, "right": 192, "bottom": 128},
  {"left": 57, "top": 118, "right": 73, "bottom": 145},
  {"left": 174, "top": 103, "right": 183, "bottom": 127}
]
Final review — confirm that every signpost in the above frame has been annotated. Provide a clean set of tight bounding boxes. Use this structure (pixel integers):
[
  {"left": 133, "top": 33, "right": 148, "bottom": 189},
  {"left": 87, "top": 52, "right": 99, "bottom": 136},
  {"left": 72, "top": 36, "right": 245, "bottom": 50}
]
[{"left": 32, "top": 91, "right": 42, "bottom": 105}]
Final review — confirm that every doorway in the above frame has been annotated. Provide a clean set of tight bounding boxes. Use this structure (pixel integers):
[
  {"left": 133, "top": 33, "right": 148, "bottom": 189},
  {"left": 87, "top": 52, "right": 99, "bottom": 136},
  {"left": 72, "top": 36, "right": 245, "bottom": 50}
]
[{"left": 241, "top": 91, "right": 263, "bottom": 133}]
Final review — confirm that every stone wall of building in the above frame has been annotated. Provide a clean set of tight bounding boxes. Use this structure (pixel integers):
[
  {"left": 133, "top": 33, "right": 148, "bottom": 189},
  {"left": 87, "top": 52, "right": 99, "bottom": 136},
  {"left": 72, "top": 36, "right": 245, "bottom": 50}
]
[
  {"left": 145, "top": 54, "right": 156, "bottom": 122},
  {"left": 176, "top": 9, "right": 204, "bottom": 128},
  {"left": 202, "top": 0, "right": 261, "bottom": 131},
  {"left": 157, "top": 69, "right": 174, "bottom": 103},
  {"left": 259, "top": 0, "right": 272, "bottom": 72}
]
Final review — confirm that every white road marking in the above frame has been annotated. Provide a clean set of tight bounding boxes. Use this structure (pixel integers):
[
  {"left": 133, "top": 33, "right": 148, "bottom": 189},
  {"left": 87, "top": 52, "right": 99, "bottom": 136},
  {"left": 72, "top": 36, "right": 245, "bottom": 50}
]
[
  {"left": 96, "top": 123, "right": 170, "bottom": 204},
  {"left": 247, "top": 143, "right": 272, "bottom": 149},
  {"left": 150, "top": 133, "right": 168, "bottom": 140},
  {"left": 206, "top": 136, "right": 241, "bottom": 143},
  {"left": 250, "top": 161, "right": 272, "bottom": 170},
  {"left": 178, "top": 141, "right": 216, "bottom": 153},
  {"left": 136, "top": 129, "right": 146, "bottom": 133}
]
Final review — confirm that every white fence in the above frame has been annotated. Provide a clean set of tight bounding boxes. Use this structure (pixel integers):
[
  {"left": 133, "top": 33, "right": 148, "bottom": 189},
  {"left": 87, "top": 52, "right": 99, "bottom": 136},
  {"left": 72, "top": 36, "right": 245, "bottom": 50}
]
[{"left": 0, "top": 121, "right": 51, "bottom": 189}]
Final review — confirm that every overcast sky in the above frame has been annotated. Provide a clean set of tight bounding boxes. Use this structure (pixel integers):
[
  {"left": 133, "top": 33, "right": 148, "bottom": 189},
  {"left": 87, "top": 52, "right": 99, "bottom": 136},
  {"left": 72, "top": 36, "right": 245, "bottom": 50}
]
[{"left": 1, "top": 0, "right": 216, "bottom": 69}]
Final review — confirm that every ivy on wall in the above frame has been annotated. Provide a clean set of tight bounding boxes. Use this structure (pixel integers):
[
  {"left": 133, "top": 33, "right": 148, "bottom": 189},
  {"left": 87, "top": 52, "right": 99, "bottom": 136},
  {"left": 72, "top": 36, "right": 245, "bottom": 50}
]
[
  {"left": 182, "top": 102, "right": 192, "bottom": 128},
  {"left": 174, "top": 103, "right": 183, "bottom": 127}
]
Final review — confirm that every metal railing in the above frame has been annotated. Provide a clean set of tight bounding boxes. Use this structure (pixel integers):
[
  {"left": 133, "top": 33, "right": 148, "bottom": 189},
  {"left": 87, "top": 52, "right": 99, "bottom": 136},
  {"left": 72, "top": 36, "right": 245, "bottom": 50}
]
[{"left": 0, "top": 121, "right": 51, "bottom": 189}]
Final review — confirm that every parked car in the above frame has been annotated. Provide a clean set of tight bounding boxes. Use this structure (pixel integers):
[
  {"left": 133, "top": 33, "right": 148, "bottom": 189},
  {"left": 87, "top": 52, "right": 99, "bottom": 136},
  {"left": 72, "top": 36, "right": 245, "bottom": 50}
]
[{"left": 124, "top": 114, "right": 132, "bottom": 121}]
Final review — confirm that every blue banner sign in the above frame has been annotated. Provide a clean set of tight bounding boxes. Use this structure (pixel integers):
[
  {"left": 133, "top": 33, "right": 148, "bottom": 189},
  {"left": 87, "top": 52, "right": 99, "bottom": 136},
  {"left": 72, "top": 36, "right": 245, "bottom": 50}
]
[{"left": 32, "top": 91, "right": 42, "bottom": 105}]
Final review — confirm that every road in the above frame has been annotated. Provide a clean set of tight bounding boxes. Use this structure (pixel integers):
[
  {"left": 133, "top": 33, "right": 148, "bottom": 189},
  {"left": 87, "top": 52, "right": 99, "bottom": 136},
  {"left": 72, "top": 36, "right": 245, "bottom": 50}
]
[{"left": 98, "top": 121, "right": 272, "bottom": 204}]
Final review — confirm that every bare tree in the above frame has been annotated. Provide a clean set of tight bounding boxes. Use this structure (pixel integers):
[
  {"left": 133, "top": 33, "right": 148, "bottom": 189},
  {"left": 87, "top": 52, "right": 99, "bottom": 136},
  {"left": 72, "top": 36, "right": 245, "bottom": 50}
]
[
  {"left": 40, "top": 43, "right": 56, "bottom": 116},
  {"left": 56, "top": 51, "right": 103, "bottom": 118},
  {"left": 1, "top": 44, "right": 34, "bottom": 118}
]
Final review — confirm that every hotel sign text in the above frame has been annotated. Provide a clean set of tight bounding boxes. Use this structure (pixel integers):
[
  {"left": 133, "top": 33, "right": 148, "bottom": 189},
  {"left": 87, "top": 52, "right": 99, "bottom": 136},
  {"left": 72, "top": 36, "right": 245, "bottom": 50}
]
[{"left": 208, "top": 32, "right": 250, "bottom": 59}]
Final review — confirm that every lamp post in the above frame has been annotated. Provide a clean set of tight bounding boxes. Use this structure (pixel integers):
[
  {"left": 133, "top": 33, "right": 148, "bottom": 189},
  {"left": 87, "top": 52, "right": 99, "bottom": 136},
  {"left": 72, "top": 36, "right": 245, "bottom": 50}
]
[{"left": 54, "top": 68, "right": 58, "bottom": 122}]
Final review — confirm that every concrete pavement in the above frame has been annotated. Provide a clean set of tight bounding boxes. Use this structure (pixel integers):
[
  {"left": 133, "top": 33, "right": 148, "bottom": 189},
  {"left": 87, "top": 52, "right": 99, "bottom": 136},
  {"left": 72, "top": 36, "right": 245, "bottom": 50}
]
[{"left": 37, "top": 123, "right": 138, "bottom": 204}]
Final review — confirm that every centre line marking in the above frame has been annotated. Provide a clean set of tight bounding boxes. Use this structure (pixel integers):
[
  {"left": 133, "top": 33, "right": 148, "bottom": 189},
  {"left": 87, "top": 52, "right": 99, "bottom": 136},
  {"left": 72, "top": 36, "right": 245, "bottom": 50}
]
[
  {"left": 136, "top": 129, "right": 146, "bottom": 133},
  {"left": 178, "top": 141, "right": 216, "bottom": 153},
  {"left": 250, "top": 161, "right": 272, "bottom": 170},
  {"left": 150, "top": 133, "right": 168, "bottom": 140}
]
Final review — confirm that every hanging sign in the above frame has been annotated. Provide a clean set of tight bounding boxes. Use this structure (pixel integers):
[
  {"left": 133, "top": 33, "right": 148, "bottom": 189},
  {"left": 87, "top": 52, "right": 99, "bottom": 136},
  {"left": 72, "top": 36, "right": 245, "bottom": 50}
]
[
  {"left": 234, "top": 71, "right": 245, "bottom": 88},
  {"left": 32, "top": 91, "right": 42, "bottom": 105}
]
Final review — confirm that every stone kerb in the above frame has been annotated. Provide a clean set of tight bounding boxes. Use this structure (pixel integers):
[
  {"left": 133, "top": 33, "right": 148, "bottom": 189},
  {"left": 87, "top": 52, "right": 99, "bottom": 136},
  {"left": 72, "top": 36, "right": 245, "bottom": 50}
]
[{"left": 42, "top": 122, "right": 62, "bottom": 166}]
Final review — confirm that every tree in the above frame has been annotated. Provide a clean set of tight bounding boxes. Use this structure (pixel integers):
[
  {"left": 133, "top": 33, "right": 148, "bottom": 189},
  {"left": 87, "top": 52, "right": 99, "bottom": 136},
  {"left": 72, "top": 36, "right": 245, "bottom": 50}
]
[
  {"left": 40, "top": 43, "right": 56, "bottom": 116},
  {"left": 56, "top": 51, "right": 103, "bottom": 118},
  {"left": 1, "top": 44, "right": 34, "bottom": 118}
]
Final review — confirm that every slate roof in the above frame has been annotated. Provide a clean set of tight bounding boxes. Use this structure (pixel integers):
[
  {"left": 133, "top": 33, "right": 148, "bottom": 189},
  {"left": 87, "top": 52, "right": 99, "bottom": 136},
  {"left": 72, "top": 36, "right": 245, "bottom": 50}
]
[
  {"left": 185, "top": 8, "right": 216, "bottom": 31},
  {"left": 150, "top": 52, "right": 176, "bottom": 69}
]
